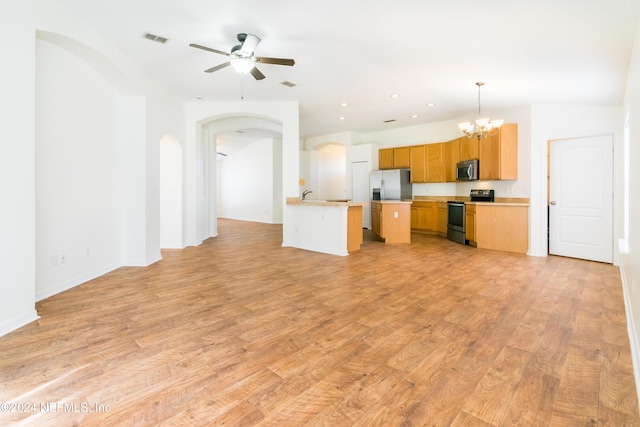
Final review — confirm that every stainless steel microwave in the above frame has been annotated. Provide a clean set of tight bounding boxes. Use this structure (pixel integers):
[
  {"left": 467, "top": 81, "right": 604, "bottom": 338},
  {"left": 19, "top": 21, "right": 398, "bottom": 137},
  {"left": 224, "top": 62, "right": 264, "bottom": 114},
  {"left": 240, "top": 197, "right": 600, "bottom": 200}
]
[{"left": 456, "top": 159, "right": 479, "bottom": 181}]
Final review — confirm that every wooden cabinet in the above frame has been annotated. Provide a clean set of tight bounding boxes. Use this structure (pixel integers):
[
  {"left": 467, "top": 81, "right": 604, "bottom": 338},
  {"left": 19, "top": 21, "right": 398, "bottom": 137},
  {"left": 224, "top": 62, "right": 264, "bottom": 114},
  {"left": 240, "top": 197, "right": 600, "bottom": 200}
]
[
  {"left": 445, "top": 138, "right": 460, "bottom": 182},
  {"left": 411, "top": 201, "right": 436, "bottom": 231},
  {"left": 410, "top": 145, "right": 426, "bottom": 183},
  {"left": 373, "top": 201, "right": 411, "bottom": 243},
  {"left": 393, "top": 147, "right": 411, "bottom": 168},
  {"left": 426, "top": 143, "right": 446, "bottom": 183},
  {"left": 411, "top": 200, "right": 448, "bottom": 236},
  {"left": 378, "top": 146, "right": 411, "bottom": 169},
  {"left": 465, "top": 203, "right": 476, "bottom": 245},
  {"left": 436, "top": 202, "right": 448, "bottom": 234},
  {"left": 371, "top": 201, "right": 381, "bottom": 235},
  {"left": 475, "top": 203, "right": 528, "bottom": 254},
  {"left": 379, "top": 148, "right": 394, "bottom": 169},
  {"left": 377, "top": 125, "right": 517, "bottom": 181},
  {"left": 459, "top": 136, "right": 479, "bottom": 161},
  {"left": 479, "top": 123, "right": 518, "bottom": 180},
  {"left": 347, "top": 206, "right": 363, "bottom": 252},
  {"left": 410, "top": 201, "right": 438, "bottom": 232}
]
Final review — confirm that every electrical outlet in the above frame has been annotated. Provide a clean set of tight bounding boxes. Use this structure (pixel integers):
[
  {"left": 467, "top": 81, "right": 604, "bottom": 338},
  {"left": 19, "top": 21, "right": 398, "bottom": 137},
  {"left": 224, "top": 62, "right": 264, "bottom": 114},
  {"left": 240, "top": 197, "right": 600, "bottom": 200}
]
[
  {"left": 60, "top": 254, "right": 66, "bottom": 264},
  {"left": 394, "top": 211, "right": 398, "bottom": 218}
]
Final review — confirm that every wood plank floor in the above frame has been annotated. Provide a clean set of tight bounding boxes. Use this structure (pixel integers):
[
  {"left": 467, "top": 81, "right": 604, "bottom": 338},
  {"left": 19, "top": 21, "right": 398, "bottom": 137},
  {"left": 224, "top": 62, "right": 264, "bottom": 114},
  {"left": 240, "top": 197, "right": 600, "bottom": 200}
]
[{"left": 1, "top": 218, "right": 639, "bottom": 426}]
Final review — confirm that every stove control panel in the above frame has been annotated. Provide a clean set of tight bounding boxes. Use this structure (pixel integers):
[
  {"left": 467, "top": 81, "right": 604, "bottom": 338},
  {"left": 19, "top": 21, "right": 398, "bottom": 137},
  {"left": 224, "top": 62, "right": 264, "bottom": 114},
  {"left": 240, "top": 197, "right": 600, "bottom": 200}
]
[{"left": 470, "top": 189, "right": 494, "bottom": 202}]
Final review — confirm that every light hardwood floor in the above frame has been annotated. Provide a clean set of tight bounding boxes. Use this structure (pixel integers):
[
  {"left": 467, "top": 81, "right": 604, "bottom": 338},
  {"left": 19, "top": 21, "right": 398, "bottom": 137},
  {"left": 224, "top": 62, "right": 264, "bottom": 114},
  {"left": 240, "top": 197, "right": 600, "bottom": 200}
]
[{"left": 1, "top": 219, "right": 639, "bottom": 426}]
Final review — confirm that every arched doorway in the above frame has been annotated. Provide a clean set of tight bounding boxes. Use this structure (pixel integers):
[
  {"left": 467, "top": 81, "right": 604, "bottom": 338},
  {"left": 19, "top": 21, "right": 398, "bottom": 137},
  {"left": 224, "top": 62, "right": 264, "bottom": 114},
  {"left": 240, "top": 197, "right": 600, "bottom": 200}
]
[{"left": 199, "top": 115, "right": 283, "bottom": 240}]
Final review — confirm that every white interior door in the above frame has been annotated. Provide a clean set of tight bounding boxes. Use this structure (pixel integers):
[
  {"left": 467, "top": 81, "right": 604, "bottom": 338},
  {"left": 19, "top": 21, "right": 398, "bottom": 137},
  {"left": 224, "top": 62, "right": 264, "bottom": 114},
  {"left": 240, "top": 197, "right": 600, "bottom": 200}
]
[
  {"left": 351, "top": 161, "right": 370, "bottom": 228},
  {"left": 549, "top": 135, "right": 613, "bottom": 263}
]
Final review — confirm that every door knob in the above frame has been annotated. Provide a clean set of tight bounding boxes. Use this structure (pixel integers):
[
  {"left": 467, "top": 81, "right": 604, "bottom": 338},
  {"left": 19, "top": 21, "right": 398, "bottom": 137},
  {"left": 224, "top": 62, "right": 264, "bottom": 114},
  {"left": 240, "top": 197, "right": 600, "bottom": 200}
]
[{"left": 550, "top": 201, "right": 556, "bottom": 205}]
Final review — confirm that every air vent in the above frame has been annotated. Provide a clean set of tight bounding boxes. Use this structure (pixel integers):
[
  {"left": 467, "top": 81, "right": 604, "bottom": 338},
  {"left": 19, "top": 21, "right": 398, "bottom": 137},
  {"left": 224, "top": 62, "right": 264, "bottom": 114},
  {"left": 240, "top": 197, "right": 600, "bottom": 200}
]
[
  {"left": 143, "top": 32, "right": 169, "bottom": 44},
  {"left": 383, "top": 119, "right": 396, "bottom": 123},
  {"left": 280, "top": 81, "right": 296, "bottom": 88}
]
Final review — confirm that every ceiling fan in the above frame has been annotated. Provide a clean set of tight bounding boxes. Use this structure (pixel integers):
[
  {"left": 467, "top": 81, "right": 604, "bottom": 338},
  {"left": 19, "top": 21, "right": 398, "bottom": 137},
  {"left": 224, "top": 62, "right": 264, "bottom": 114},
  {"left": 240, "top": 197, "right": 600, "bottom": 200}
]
[{"left": 189, "top": 33, "right": 295, "bottom": 80}]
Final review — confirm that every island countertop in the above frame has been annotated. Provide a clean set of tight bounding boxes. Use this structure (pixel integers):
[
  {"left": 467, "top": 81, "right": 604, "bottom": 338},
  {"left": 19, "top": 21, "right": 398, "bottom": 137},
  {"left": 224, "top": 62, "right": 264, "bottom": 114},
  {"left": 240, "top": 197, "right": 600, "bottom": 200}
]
[{"left": 286, "top": 197, "right": 365, "bottom": 207}]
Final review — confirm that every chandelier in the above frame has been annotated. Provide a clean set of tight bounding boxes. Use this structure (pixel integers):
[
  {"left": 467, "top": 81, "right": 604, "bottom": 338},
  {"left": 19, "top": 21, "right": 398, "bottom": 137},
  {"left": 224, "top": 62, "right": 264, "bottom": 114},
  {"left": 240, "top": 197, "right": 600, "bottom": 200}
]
[{"left": 458, "top": 82, "right": 503, "bottom": 140}]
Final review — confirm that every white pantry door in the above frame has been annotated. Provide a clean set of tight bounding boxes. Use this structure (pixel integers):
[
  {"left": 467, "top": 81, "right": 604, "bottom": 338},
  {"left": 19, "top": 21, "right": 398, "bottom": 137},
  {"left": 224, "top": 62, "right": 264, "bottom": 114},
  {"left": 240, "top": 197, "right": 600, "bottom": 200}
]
[{"left": 549, "top": 135, "right": 613, "bottom": 263}]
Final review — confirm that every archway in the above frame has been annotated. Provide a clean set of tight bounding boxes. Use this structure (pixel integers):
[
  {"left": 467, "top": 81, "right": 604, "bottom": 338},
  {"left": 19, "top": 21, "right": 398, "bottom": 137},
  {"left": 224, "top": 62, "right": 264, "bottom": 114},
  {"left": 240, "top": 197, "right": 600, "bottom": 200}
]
[
  {"left": 308, "top": 143, "right": 347, "bottom": 200},
  {"left": 199, "top": 115, "right": 284, "bottom": 240}
]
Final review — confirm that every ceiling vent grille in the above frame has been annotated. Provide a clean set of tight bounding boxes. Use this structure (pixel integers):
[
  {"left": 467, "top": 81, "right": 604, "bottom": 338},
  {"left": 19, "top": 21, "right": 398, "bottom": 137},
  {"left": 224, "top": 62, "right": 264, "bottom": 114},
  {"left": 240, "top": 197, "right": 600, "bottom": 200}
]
[
  {"left": 383, "top": 119, "right": 396, "bottom": 123},
  {"left": 143, "top": 32, "right": 169, "bottom": 44},
  {"left": 280, "top": 81, "right": 296, "bottom": 88}
]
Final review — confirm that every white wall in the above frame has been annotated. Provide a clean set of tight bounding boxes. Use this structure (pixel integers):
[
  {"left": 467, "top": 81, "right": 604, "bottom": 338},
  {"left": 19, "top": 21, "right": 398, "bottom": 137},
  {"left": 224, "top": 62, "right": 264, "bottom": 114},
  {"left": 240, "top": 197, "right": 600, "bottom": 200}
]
[
  {"left": 0, "top": 2, "right": 39, "bottom": 335},
  {"left": 160, "top": 135, "right": 183, "bottom": 248},
  {"left": 35, "top": 38, "right": 122, "bottom": 300},
  {"left": 219, "top": 137, "right": 282, "bottom": 224},
  {"left": 621, "top": 13, "right": 640, "bottom": 404},
  {"left": 0, "top": 0, "right": 184, "bottom": 337}
]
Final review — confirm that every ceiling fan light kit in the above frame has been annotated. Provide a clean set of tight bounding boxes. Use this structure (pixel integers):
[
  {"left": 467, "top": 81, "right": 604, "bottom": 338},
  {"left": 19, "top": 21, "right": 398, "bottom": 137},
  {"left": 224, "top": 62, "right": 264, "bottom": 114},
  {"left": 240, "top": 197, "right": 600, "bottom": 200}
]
[
  {"left": 190, "top": 32, "right": 294, "bottom": 81},
  {"left": 230, "top": 58, "right": 255, "bottom": 74},
  {"left": 458, "top": 82, "right": 503, "bottom": 140}
]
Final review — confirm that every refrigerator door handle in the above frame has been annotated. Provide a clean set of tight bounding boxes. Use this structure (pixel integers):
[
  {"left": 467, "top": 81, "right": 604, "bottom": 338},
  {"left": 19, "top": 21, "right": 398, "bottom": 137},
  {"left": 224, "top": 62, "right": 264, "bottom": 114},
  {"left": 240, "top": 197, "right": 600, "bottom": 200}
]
[{"left": 381, "top": 179, "right": 384, "bottom": 200}]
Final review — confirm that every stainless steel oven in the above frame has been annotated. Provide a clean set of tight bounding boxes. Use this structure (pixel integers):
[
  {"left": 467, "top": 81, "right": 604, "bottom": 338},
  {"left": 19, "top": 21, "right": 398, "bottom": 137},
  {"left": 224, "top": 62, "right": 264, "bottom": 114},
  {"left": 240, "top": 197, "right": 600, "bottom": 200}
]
[{"left": 447, "top": 201, "right": 466, "bottom": 245}]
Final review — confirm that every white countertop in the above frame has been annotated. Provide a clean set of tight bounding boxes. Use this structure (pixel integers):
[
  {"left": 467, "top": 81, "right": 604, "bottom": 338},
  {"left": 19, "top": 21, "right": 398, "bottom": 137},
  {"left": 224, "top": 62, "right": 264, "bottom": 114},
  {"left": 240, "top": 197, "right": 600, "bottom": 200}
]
[{"left": 287, "top": 197, "right": 364, "bottom": 207}]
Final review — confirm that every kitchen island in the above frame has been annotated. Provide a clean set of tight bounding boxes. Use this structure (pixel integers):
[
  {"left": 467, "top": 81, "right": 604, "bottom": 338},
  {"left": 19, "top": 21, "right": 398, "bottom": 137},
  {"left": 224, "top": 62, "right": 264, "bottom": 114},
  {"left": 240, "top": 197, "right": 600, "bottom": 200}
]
[
  {"left": 371, "top": 200, "right": 413, "bottom": 243},
  {"left": 285, "top": 197, "right": 364, "bottom": 256}
]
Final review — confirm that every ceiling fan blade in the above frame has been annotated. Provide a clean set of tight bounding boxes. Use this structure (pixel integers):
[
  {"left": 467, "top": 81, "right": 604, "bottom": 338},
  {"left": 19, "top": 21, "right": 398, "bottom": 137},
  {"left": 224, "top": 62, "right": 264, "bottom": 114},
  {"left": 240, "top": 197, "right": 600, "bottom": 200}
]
[
  {"left": 255, "top": 57, "right": 295, "bottom": 66},
  {"left": 189, "top": 43, "right": 230, "bottom": 57},
  {"left": 250, "top": 67, "right": 265, "bottom": 80},
  {"left": 205, "top": 62, "right": 231, "bottom": 73}
]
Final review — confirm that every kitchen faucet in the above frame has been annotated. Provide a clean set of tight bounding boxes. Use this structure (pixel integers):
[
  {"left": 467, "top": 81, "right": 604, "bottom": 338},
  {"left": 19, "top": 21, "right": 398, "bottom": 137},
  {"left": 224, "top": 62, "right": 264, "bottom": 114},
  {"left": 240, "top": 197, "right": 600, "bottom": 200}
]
[{"left": 302, "top": 190, "right": 312, "bottom": 200}]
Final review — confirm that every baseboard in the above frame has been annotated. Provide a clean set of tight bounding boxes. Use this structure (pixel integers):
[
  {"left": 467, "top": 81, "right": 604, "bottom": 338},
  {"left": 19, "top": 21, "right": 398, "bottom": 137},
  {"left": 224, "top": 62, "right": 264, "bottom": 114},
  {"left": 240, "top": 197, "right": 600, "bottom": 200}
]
[
  {"left": 0, "top": 310, "right": 40, "bottom": 338},
  {"left": 619, "top": 262, "right": 640, "bottom": 411},
  {"left": 36, "top": 263, "right": 120, "bottom": 302}
]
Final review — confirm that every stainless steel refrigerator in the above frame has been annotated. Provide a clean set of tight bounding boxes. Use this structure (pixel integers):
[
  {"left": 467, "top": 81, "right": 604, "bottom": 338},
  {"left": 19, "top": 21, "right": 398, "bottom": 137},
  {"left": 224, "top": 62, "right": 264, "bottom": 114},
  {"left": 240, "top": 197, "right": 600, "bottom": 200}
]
[{"left": 370, "top": 169, "right": 412, "bottom": 201}]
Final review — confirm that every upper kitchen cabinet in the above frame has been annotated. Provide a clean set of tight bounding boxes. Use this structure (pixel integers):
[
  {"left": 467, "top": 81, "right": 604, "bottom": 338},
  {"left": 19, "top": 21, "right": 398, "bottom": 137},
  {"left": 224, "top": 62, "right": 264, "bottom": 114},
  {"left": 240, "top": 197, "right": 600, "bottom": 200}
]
[
  {"left": 379, "top": 148, "right": 394, "bottom": 169},
  {"left": 458, "top": 137, "right": 479, "bottom": 161},
  {"left": 410, "top": 145, "right": 426, "bottom": 183},
  {"left": 393, "top": 146, "right": 411, "bottom": 168},
  {"left": 426, "top": 143, "right": 446, "bottom": 183},
  {"left": 479, "top": 123, "right": 518, "bottom": 180},
  {"left": 445, "top": 138, "right": 460, "bottom": 182},
  {"left": 378, "top": 146, "right": 411, "bottom": 169}
]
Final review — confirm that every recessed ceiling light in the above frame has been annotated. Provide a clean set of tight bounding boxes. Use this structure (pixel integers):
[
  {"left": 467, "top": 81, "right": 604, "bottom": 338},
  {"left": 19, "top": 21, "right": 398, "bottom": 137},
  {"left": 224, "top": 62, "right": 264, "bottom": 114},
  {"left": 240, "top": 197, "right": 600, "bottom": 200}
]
[
  {"left": 339, "top": 117, "right": 345, "bottom": 120},
  {"left": 390, "top": 94, "right": 399, "bottom": 98},
  {"left": 411, "top": 114, "right": 418, "bottom": 119},
  {"left": 340, "top": 102, "right": 348, "bottom": 107},
  {"left": 426, "top": 103, "right": 436, "bottom": 107}
]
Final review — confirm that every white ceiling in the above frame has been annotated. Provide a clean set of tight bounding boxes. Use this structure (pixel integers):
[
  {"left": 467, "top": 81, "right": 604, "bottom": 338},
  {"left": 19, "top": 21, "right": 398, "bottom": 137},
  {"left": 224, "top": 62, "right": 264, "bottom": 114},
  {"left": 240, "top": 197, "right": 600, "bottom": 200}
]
[{"left": 58, "top": 0, "right": 640, "bottom": 143}]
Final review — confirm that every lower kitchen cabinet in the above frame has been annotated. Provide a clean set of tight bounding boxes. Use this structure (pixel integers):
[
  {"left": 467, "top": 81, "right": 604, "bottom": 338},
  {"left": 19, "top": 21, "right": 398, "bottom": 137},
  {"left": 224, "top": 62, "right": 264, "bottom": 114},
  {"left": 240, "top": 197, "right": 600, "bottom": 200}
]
[
  {"left": 436, "top": 202, "right": 448, "bottom": 235},
  {"left": 465, "top": 203, "right": 476, "bottom": 245},
  {"left": 475, "top": 204, "right": 528, "bottom": 254},
  {"left": 411, "top": 201, "right": 447, "bottom": 236}
]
